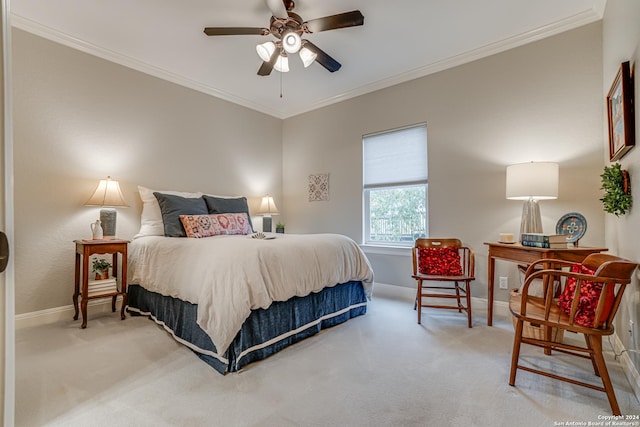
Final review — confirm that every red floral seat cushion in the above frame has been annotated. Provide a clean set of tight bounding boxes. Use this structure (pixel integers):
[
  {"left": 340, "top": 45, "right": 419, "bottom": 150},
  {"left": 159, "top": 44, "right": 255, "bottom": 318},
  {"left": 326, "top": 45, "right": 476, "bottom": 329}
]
[
  {"left": 418, "top": 247, "right": 463, "bottom": 276},
  {"left": 557, "top": 263, "right": 615, "bottom": 327}
]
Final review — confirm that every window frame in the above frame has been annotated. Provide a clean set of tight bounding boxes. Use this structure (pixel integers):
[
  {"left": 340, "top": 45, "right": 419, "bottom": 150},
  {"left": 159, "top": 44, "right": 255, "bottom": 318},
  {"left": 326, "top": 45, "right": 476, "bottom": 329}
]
[{"left": 362, "top": 123, "right": 428, "bottom": 247}]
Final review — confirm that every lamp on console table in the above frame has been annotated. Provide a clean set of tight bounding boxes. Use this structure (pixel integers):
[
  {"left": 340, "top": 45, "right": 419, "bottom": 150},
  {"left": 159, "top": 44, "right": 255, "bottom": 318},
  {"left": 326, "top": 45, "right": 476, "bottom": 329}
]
[
  {"left": 258, "top": 194, "right": 279, "bottom": 232},
  {"left": 506, "top": 162, "right": 558, "bottom": 241},
  {"left": 85, "top": 176, "right": 128, "bottom": 239}
]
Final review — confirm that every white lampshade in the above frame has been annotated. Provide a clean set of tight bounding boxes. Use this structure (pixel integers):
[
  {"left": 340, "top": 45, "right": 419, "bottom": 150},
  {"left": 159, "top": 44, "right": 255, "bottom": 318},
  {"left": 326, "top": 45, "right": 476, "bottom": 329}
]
[
  {"left": 85, "top": 176, "right": 128, "bottom": 239},
  {"left": 506, "top": 162, "right": 558, "bottom": 200},
  {"left": 282, "top": 31, "right": 302, "bottom": 54},
  {"left": 258, "top": 194, "right": 279, "bottom": 233},
  {"left": 299, "top": 46, "right": 317, "bottom": 68},
  {"left": 258, "top": 195, "right": 279, "bottom": 216},
  {"left": 256, "top": 41, "right": 276, "bottom": 62},
  {"left": 85, "top": 176, "right": 128, "bottom": 207},
  {"left": 274, "top": 53, "right": 289, "bottom": 73}
]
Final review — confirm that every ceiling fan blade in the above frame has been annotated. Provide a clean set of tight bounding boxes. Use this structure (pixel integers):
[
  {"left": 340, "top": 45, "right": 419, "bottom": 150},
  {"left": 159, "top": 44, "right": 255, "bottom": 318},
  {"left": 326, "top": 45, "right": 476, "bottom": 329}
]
[
  {"left": 257, "top": 47, "right": 281, "bottom": 76},
  {"left": 304, "top": 10, "right": 364, "bottom": 33},
  {"left": 264, "top": 0, "right": 288, "bottom": 19},
  {"left": 303, "top": 41, "right": 341, "bottom": 73},
  {"left": 204, "top": 27, "right": 269, "bottom": 36}
]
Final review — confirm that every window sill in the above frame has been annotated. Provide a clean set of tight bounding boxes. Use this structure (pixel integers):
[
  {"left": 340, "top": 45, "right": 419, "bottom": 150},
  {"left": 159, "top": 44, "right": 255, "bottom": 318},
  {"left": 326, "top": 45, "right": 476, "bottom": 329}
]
[{"left": 360, "top": 244, "right": 412, "bottom": 257}]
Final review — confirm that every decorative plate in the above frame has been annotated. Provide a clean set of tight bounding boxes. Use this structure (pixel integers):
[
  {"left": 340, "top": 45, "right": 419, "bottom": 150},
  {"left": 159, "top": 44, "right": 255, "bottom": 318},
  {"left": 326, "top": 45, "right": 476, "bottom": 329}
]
[{"left": 555, "top": 212, "right": 587, "bottom": 243}]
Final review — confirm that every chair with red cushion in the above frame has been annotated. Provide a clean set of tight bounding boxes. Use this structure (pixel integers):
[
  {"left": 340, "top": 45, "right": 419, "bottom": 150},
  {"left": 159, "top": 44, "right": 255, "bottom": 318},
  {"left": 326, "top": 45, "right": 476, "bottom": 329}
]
[
  {"left": 509, "top": 253, "right": 638, "bottom": 415},
  {"left": 411, "top": 238, "right": 475, "bottom": 327}
]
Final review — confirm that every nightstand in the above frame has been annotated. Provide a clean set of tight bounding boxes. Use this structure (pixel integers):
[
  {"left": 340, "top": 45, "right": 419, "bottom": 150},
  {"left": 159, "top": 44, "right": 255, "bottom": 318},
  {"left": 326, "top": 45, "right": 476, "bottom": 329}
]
[{"left": 73, "top": 239, "right": 129, "bottom": 328}]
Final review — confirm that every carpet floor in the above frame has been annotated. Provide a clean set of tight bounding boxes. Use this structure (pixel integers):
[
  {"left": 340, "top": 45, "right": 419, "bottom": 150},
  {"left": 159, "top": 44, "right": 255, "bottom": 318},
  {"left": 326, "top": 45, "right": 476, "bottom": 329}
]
[{"left": 15, "top": 284, "right": 640, "bottom": 427}]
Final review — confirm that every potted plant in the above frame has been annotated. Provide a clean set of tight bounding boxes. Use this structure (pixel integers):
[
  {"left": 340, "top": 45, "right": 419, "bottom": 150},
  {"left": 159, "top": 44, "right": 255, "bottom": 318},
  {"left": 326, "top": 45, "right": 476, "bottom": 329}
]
[
  {"left": 600, "top": 163, "right": 632, "bottom": 216},
  {"left": 92, "top": 258, "right": 112, "bottom": 280},
  {"left": 275, "top": 222, "right": 285, "bottom": 233}
]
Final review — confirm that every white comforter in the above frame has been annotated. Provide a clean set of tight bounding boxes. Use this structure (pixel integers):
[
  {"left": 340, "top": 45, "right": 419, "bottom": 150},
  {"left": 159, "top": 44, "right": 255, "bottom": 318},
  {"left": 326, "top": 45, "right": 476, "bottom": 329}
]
[{"left": 128, "top": 233, "right": 374, "bottom": 353}]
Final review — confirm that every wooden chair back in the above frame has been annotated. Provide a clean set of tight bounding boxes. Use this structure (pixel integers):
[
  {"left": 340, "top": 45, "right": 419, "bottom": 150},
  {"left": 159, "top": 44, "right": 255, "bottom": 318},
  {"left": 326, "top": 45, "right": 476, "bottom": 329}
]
[
  {"left": 412, "top": 238, "right": 474, "bottom": 278},
  {"left": 520, "top": 253, "right": 636, "bottom": 330}
]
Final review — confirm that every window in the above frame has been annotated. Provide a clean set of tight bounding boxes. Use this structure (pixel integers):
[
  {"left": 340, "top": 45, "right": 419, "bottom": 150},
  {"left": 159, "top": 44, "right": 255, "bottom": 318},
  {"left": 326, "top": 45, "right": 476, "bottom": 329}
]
[{"left": 363, "top": 124, "right": 428, "bottom": 246}]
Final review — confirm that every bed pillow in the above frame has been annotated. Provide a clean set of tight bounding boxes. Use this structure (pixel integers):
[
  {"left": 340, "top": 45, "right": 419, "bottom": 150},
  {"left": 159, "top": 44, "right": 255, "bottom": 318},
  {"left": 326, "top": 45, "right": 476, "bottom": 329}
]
[
  {"left": 417, "top": 247, "right": 463, "bottom": 276},
  {"left": 153, "top": 192, "right": 208, "bottom": 237},
  {"left": 135, "top": 186, "right": 203, "bottom": 237},
  {"left": 557, "top": 264, "right": 615, "bottom": 328},
  {"left": 180, "top": 213, "right": 253, "bottom": 238},
  {"left": 203, "top": 195, "right": 254, "bottom": 232}
]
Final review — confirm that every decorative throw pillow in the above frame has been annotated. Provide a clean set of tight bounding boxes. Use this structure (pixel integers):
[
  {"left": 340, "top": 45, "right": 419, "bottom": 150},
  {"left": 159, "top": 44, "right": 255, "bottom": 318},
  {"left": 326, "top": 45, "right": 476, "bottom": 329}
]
[
  {"left": 202, "top": 195, "right": 254, "bottom": 233},
  {"left": 180, "top": 213, "right": 253, "bottom": 238},
  {"left": 557, "top": 264, "right": 614, "bottom": 328},
  {"left": 418, "top": 247, "right": 463, "bottom": 276},
  {"left": 153, "top": 192, "right": 208, "bottom": 237},
  {"left": 135, "top": 186, "right": 203, "bottom": 238}
]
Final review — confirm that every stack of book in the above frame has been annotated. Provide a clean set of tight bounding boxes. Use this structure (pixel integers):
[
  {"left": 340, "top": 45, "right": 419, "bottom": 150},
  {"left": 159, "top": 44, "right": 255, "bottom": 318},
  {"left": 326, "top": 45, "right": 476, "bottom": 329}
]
[
  {"left": 521, "top": 233, "right": 568, "bottom": 249},
  {"left": 87, "top": 278, "right": 118, "bottom": 297}
]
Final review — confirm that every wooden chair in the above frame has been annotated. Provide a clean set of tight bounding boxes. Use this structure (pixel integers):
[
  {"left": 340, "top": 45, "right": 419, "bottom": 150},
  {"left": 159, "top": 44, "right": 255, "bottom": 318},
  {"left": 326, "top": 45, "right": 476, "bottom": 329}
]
[
  {"left": 411, "top": 238, "right": 475, "bottom": 327},
  {"left": 509, "top": 253, "right": 638, "bottom": 415}
]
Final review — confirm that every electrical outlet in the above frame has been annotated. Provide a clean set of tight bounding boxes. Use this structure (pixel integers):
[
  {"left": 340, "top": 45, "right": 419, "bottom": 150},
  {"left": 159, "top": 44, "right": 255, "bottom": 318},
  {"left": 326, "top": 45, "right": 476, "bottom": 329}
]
[{"left": 499, "top": 276, "right": 508, "bottom": 289}]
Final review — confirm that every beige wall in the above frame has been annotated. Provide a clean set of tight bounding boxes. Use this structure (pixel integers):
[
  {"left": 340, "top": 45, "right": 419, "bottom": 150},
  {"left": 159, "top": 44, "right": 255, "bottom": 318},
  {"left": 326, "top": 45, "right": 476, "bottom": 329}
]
[
  {"left": 12, "top": 29, "right": 283, "bottom": 314},
  {"left": 602, "top": 0, "right": 640, "bottom": 380},
  {"left": 283, "top": 23, "right": 605, "bottom": 298}
]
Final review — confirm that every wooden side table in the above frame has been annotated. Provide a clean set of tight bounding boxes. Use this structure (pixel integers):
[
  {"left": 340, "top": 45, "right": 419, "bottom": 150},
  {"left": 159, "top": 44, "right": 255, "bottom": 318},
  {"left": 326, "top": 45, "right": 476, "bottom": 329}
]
[{"left": 73, "top": 239, "right": 129, "bottom": 328}]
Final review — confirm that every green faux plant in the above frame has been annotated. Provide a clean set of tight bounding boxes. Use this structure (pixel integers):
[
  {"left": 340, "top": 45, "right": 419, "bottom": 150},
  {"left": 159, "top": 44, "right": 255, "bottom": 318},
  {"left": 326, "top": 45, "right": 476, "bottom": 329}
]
[
  {"left": 92, "top": 258, "right": 112, "bottom": 273},
  {"left": 275, "top": 222, "right": 285, "bottom": 229},
  {"left": 600, "top": 163, "right": 632, "bottom": 216}
]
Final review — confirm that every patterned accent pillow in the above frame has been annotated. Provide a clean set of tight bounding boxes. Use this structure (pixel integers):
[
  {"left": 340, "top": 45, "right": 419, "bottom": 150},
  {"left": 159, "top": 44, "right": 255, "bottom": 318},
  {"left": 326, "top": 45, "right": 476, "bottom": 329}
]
[
  {"left": 557, "top": 264, "right": 614, "bottom": 328},
  {"left": 418, "top": 247, "right": 463, "bottom": 276},
  {"left": 180, "top": 213, "right": 253, "bottom": 238}
]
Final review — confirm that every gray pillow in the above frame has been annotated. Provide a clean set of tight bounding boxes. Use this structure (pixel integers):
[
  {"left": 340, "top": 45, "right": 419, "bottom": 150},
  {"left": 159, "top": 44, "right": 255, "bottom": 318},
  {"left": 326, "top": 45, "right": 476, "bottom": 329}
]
[
  {"left": 203, "top": 195, "right": 254, "bottom": 232},
  {"left": 153, "top": 192, "right": 208, "bottom": 237}
]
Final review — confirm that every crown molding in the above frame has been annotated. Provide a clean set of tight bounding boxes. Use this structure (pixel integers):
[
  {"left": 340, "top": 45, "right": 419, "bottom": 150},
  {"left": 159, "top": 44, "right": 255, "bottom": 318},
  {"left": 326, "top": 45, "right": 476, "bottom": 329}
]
[
  {"left": 282, "top": 6, "right": 605, "bottom": 118},
  {"left": 11, "top": 5, "right": 604, "bottom": 120},
  {"left": 10, "top": 14, "right": 286, "bottom": 118}
]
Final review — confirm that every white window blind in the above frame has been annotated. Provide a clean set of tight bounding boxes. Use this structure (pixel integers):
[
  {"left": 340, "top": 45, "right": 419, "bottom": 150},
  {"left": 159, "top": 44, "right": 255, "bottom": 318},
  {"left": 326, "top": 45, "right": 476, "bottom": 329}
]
[{"left": 363, "top": 124, "right": 428, "bottom": 188}]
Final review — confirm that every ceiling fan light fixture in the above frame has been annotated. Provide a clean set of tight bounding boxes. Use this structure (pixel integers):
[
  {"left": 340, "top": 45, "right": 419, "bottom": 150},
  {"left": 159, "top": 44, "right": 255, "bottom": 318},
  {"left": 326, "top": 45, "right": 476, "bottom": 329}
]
[
  {"left": 299, "top": 46, "right": 317, "bottom": 68},
  {"left": 274, "top": 53, "right": 289, "bottom": 73},
  {"left": 282, "top": 31, "right": 302, "bottom": 54},
  {"left": 256, "top": 41, "right": 276, "bottom": 62}
]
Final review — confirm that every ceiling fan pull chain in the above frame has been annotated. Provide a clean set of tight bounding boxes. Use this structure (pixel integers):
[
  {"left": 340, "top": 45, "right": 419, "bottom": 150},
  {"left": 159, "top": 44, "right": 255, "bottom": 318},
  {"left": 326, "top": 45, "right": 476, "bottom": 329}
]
[{"left": 280, "top": 69, "right": 284, "bottom": 98}]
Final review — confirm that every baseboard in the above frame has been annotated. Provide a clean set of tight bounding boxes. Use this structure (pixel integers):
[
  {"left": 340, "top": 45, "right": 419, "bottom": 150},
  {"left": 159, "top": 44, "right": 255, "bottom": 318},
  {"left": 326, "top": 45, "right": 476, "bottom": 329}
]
[
  {"left": 15, "top": 299, "right": 114, "bottom": 329},
  {"left": 611, "top": 333, "right": 640, "bottom": 403}
]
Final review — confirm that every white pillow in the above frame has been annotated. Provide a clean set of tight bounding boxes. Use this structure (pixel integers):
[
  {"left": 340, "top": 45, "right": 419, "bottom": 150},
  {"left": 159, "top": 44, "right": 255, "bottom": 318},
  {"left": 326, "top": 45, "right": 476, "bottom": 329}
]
[{"left": 135, "top": 186, "right": 203, "bottom": 238}]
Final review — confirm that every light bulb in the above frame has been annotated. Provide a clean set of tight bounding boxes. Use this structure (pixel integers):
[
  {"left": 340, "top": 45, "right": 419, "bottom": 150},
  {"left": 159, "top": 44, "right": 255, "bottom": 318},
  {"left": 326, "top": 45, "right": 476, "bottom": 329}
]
[
  {"left": 256, "top": 41, "right": 276, "bottom": 62},
  {"left": 274, "top": 53, "right": 289, "bottom": 72},
  {"left": 299, "top": 46, "right": 317, "bottom": 68},
  {"left": 282, "top": 31, "right": 302, "bottom": 54}
]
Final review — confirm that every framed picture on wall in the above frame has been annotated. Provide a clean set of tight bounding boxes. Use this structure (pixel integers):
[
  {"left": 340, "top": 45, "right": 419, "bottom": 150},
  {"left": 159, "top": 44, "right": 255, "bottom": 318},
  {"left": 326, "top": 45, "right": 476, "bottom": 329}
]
[{"left": 607, "top": 61, "right": 635, "bottom": 161}]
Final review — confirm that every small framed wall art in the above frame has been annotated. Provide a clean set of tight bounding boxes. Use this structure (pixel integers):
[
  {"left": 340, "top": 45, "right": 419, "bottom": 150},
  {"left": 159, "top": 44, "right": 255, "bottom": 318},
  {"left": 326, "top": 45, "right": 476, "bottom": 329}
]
[
  {"left": 607, "top": 61, "right": 635, "bottom": 161},
  {"left": 308, "top": 173, "right": 329, "bottom": 201}
]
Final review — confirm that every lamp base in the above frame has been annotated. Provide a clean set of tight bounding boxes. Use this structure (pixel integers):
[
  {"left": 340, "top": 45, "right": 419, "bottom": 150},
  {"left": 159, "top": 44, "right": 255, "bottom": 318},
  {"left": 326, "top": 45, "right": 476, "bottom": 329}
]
[
  {"left": 519, "top": 198, "right": 542, "bottom": 240},
  {"left": 100, "top": 208, "right": 117, "bottom": 240},
  {"left": 263, "top": 216, "right": 272, "bottom": 233}
]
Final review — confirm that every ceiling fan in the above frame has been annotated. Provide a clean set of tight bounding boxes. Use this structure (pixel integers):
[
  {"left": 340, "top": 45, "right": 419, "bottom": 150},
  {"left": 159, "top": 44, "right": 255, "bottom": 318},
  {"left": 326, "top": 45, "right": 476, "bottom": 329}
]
[{"left": 204, "top": 0, "right": 364, "bottom": 76}]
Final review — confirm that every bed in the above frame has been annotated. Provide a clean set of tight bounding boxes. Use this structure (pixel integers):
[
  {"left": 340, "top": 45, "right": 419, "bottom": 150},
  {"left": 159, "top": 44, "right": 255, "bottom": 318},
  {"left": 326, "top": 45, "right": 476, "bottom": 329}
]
[{"left": 126, "top": 194, "right": 374, "bottom": 373}]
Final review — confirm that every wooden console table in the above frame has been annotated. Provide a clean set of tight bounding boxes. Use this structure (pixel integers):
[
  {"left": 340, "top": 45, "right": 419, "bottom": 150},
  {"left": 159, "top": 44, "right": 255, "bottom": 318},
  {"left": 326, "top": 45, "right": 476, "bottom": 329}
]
[{"left": 484, "top": 242, "right": 607, "bottom": 326}]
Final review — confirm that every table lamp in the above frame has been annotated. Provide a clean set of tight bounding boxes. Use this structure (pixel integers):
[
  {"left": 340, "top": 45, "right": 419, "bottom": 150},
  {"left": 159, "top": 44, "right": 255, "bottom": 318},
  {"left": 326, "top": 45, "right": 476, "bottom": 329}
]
[
  {"left": 85, "top": 176, "right": 128, "bottom": 239},
  {"left": 506, "top": 162, "right": 558, "bottom": 240},
  {"left": 258, "top": 195, "right": 279, "bottom": 232}
]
